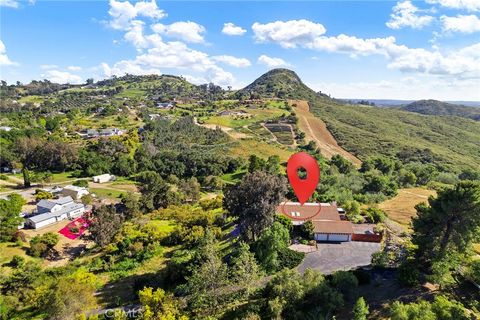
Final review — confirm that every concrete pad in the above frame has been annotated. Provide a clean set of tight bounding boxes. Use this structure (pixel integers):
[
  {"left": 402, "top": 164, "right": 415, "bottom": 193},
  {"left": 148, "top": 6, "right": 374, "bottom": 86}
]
[{"left": 297, "top": 241, "right": 381, "bottom": 275}]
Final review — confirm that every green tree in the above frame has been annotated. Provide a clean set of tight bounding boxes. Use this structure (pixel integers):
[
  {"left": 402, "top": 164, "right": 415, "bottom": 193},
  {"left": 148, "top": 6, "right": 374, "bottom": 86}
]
[
  {"left": 301, "top": 220, "right": 314, "bottom": 240},
  {"left": 0, "top": 194, "right": 26, "bottom": 241},
  {"left": 247, "top": 154, "right": 266, "bottom": 173},
  {"left": 179, "top": 177, "right": 201, "bottom": 202},
  {"left": 138, "top": 287, "right": 188, "bottom": 320},
  {"left": 224, "top": 171, "right": 287, "bottom": 241},
  {"left": 138, "top": 171, "right": 173, "bottom": 211},
  {"left": 353, "top": 297, "right": 369, "bottom": 320},
  {"left": 28, "top": 232, "right": 59, "bottom": 257},
  {"left": 120, "top": 193, "right": 141, "bottom": 219},
  {"left": 89, "top": 205, "right": 124, "bottom": 247},
  {"left": 390, "top": 301, "right": 436, "bottom": 320},
  {"left": 230, "top": 242, "right": 261, "bottom": 294},
  {"left": 44, "top": 270, "right": 97, "bottom": 320},
  {"left": 330, "top": 154, "right": 354, "bottom": 174},
  {"left": 185, "top": 238, "right": 229, "bottom": 315},
  {"left": 412, "top": 181, "right": 480, "bottom": 285},
  {"left": 265, "top": 155, "right": 281, "bottom": 174},
  {"left": 253, "top": 221, "right": 290, "bottom": 273}
]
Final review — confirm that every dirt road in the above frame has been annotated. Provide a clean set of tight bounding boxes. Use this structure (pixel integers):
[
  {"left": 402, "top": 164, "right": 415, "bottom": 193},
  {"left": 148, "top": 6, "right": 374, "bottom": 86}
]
[{"left": 290, "top": 100, "right": 361, "bottom": 165}]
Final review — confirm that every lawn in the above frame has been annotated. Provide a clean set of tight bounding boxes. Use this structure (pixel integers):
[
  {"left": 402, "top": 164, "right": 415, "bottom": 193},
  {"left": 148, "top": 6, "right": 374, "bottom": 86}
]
[
  {"left": 379, "top": 187, "right": 436, "bottom": 227},
  {"left": 230, "top": 138, "right": 293, "bottom": 161},
  {"left": 12, "top": 171, "right": 83, "bottom": 184},
  {"left": 0, "top": 242, "right": 42, "bottom": 274},
  {"left": 90, "top": 187, "right": 125, "bottom": 199},
  {"left": 221, "top": 169, "right": 247, "bottom": 184},
  {"left": 202, "top": 107, "right": 285, "bottom": 129}
]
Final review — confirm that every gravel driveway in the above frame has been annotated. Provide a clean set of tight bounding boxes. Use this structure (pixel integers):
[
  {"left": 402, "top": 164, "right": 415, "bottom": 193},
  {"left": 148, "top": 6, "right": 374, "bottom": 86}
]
[{"left": 297, "top": 241, "right": 381, "bottom": 274}]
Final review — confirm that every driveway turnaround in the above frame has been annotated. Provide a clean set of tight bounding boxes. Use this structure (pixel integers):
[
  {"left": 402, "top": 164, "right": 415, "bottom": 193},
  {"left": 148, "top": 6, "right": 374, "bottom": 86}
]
[{"left": 297, "top": 241, "right": 381, "bottom": 274}]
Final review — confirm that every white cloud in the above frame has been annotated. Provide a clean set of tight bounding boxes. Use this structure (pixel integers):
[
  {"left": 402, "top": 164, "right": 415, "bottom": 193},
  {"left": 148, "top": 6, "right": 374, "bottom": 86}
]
[
  {"left": 0, "top": 40, "right": 16, "bottom": 66},
  {"left": 152, "top": 21, "right": 205, "bottom": 43},
  {"left": 252, "top": 19, "right": 326, "bottom": 48},
  {"left": 124, "top": 20, "right": 150, "bottom": 49},
  {"left": 40, "top": 64, "right": 58, "bottom": 70},
  {"left": 252, "top": 19, "right": 480, "bottom": 79},
  {"left": 213, "top": 55, "right": 251, "bottom": 68},
  {"left": 104, "top": 0, "right": 235, "bottom": 86},
  {"left": 108, "top": 0, "right": 166, "bottom": 30},
  {"left": 426, "top": 0, "right": 480, "bottom": 12},
  {"left": 67, "top": 65, "right": 82, "bottom": 71},
  {"left": 441, "top": 14, "right": 480, "bottom": 33},
  {"left": 222, "top": 22, "right": 246, "bottom": 36},
  {"left": 257, "top": 55, "right": 289, "bottom": 68},
  {"left": 0, "top": 0, "right": 18, "bottom": 8},
  {"left": 41, "top": 69, "right": 82, "bottom": 84},
  {"left": 386, "top": 1, "right": 434, "bottom": 29}
]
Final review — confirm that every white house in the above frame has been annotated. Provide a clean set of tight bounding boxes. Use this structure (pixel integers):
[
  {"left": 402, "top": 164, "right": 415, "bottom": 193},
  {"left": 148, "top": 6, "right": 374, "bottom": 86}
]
[
  {"left": 93, "top": 173, "right": 115, "bottom": 183},
  {"left": 60, "top": 185, "right": 89, "bottom": 200},
  {"left": 25, "top": 196, "right": 86, "bottom": 229}
]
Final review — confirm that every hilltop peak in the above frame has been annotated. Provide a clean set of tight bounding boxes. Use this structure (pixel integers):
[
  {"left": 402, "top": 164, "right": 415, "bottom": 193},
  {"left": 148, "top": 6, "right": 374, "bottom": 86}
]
[{"left": 235, "top": 68, "right": 329, "bottom": 102}]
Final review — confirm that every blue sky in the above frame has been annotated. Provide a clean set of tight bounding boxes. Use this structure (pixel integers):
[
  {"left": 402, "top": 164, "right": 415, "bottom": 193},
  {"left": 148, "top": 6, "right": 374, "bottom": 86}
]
[{"left": 1, "top": 0, "right": 479, "bottom": 100}]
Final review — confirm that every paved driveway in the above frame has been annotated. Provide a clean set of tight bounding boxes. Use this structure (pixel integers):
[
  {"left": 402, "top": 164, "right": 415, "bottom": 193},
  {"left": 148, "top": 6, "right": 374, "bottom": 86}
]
[{"left": 297, "top": 241, "right": 381, "bottom": 274}]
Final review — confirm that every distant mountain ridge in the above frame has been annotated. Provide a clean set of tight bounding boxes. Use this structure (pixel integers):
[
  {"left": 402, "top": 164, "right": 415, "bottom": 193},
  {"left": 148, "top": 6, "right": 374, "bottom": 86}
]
[
  {"left": 344, "top": 99, "right": 480, "bottom": 108},
  {"left": 399, "top": 99, "right": 480, "bottom": 121}
]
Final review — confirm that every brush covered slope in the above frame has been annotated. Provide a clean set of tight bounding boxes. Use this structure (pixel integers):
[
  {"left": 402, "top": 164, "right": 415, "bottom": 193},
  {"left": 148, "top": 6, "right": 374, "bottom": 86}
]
[
  {"left": 399, "top": 99, "right": 480, "bottom": 121},
  {"left": 238, "top": 69, "right": 480, "bottom": 171}
]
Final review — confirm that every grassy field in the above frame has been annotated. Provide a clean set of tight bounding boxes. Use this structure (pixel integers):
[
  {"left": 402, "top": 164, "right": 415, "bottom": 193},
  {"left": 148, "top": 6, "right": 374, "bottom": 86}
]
[
  {"left": 90, "top": 187, "right": 125, "bottom": 199},
  {"left": 230, "top": 138, "right": 293, "bottom": 161},
  {"left": 202, "top": 108, "right": 285, "bottom": 129},
  {"left": 379, "top": 187, "right": 437, "bottom": 227}
]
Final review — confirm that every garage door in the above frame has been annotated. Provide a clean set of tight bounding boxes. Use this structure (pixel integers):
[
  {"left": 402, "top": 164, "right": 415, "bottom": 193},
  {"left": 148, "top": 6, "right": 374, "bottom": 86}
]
[
  {"left": 315, "top": 233, "right": 350, "bottom": 242},
  {"left": 315, "top": 233, "right": 328, "bottom": 241},
  {"left": 328, "top": 234, "right": 350, "bottom": 242},
  {"left": 35, "top": 217, "right": 56, "bottom": 229}
]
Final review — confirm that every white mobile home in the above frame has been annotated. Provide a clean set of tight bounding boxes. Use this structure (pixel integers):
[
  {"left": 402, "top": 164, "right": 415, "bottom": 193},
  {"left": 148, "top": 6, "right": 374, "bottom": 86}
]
[{"left": 92, "top": 174, "right": 115, "bottom": 183}]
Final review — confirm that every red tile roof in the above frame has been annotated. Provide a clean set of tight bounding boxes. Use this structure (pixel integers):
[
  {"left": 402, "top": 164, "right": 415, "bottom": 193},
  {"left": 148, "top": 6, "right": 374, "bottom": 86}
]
[
  {"left": 312, "top": 220, "right": 354, "bottom": 234},
  {"left": 277, "top": 202, "right": 341, "bottom": 221}
]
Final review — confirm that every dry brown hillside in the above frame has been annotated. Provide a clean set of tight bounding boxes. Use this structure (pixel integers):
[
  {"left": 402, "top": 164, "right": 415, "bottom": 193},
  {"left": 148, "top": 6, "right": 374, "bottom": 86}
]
[{"left": 290, "top": 100, "right": 361, "bottom": 166}]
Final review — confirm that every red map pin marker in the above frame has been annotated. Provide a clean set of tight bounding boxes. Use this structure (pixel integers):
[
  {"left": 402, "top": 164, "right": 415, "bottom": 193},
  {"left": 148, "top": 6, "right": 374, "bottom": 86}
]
[{"left": 287, "top": 152, "right": 320, "bottom": 205}]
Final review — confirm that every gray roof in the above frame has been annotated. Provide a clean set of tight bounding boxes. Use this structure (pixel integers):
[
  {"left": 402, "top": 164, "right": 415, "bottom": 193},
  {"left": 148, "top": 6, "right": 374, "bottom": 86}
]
[
  {"left": 36, "top": 196, "right": 74, "bottom": 214},
  {"left": 37, "top": 199, "right": 57, "bottom": 210},
  {"left": 28, "top": 202, "right": 85, "bottom": 223},
  {"left": 54, "top": 196, "right": 74, "bottom": 205}
]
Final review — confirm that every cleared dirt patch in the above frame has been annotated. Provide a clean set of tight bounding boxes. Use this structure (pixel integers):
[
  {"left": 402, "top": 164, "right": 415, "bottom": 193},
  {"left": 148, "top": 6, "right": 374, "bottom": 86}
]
[
  {"left": 290, "top": 100, "right": 361, "bottom": 165},
  {"left": 200, "top": 123, "right": 250, "bottom": 139},
  {"left": 379, "top": 187, "right": 436, "bottom": 227}
]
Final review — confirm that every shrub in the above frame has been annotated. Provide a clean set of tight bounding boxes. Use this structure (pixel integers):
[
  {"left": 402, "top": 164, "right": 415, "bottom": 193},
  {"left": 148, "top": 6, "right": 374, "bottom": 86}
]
[
  {"left": 371, "top": 251, "right": 389, "bottom": 268},
  {"left": 73, "top": 180, "right": 89, "bottom": 188},
  {"left": 0, "top": 174, "right": 8, "bottom": 180},
  {"left": 277, "top": 247, "right": 305, "bottom": 270},
  {"left": 397, "top": 260, "right": 420, "bottom": 287},
  {"left": 330, "top": 271, "right": 359, "bottom": 302},
  {"left": 10, "top": 255, "right": 25, "bottom": 267},
  {"left": 300, "top": 220, "right": 314, "bottom": 240},
  {"left": 361, "top": 208, "right": 387, "bottom": 223},
  {"left": 28, "top": 232, "right": 59, "bottom": 257}
]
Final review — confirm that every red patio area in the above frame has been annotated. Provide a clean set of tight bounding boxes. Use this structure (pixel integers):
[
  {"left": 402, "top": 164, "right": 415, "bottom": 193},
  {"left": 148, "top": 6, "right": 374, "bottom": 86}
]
[{"left": 59, "top": 217, "right": 90, "bottom": 240}]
